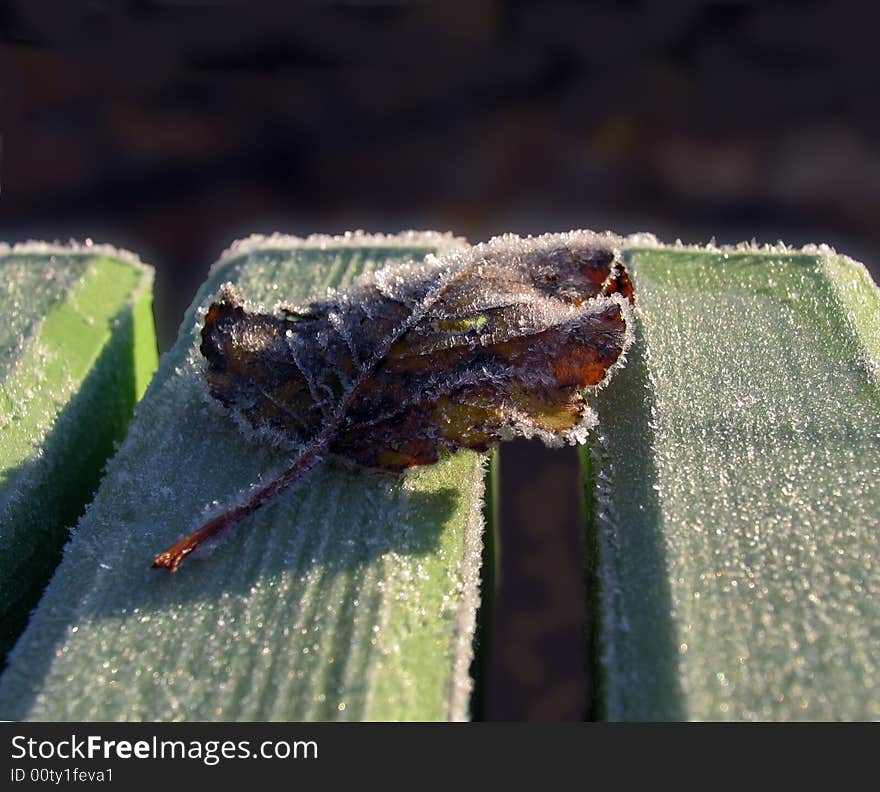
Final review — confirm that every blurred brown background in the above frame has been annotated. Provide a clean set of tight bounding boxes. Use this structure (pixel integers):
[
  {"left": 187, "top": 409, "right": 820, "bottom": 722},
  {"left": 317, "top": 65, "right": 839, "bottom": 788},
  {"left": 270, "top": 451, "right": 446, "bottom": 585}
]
[{"left": 2, "top": 0, "right": 878, "bottom": 720}]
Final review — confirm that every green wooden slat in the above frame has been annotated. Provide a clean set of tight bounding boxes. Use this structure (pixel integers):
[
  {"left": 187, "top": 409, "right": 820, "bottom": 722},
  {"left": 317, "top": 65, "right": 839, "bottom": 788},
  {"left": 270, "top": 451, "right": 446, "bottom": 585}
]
[
  {"left": 586, "top": 239, "right": 880, "bottom": 720},
  {"left": 0, "top": 232, "right": 487, "bottom": 722},
  {"left": 0, "top": 243, "right": 157, "bottom": 663}
]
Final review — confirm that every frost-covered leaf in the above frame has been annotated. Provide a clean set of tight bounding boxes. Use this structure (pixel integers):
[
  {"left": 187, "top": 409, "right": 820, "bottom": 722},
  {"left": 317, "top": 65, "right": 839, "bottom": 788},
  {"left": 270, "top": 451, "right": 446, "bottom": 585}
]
[
  {"left": 156, "top": 232, "right": 634, "bottom": 571},
  {"left": 587, "top": 239, "right": 880, "bottom": 720},
  {"left": 0, "top": 232, "right": 499, "bottom": 721},
  {"left": 0, "top": 243, "right": 156, "bottom": 663}
]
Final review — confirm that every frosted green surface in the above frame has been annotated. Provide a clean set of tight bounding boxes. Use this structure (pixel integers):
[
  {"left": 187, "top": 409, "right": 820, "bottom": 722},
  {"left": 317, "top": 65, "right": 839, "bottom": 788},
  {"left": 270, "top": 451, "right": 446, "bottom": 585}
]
[
  {"left": 0, "top": 247, "right": 157, "bottom": 663},
  {"left": 0, "top": 232, "right": 486, "bottom": 721},
  {"left": 589, "top": 243, "right": 880, "bottom": 720},
  {"left": 0, "top": 255, "right": 88, "bottom": 382}
]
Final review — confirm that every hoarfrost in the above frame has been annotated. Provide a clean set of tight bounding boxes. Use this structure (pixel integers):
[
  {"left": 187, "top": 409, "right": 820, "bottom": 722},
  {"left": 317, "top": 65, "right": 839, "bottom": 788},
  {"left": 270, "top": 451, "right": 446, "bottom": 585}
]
[
  {"left": 592, "top": 243, "right": 880, "bottom": 720},
  {"left": 199, "top": 230, "right": 634, "bottom": 474},
  {"left": 0, "top": 232, "right": 487, "bottom": 722}
]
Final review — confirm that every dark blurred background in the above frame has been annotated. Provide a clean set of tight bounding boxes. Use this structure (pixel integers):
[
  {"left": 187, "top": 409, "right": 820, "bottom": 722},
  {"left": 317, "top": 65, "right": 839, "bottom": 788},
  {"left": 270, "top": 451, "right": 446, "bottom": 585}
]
[{"left": 2, "top": 0, "right": 879, "bottom": 720}]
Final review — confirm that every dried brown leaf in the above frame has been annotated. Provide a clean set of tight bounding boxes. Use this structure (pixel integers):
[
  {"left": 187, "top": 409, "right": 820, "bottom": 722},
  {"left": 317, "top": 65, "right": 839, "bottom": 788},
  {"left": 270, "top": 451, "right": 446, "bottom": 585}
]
[{"left": 155, "top": 231, "right": 635, "bottom": 570}]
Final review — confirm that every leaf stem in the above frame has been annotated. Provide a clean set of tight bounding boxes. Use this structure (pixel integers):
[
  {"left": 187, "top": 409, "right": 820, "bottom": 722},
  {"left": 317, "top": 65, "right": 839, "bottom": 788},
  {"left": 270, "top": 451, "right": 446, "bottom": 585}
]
[{"left": 152, "top": 439, "right": 328, "bottom": 571}]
